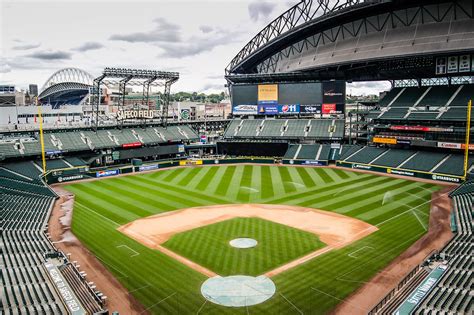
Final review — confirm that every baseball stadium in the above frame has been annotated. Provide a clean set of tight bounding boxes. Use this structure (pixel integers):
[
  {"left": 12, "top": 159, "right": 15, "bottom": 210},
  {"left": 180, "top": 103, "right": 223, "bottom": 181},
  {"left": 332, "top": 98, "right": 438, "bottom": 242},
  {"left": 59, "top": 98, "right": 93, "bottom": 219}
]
[{"left": 1, "top": 1, "right": 473, "bottom": 314}]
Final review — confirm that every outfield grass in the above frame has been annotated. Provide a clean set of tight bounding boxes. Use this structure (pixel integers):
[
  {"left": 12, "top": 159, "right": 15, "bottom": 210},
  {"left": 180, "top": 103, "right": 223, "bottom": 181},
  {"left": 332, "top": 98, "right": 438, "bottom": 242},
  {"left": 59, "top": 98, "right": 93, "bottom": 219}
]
[
  {"left": 163, "top": 217, "right": 326, "bottom": 276},
  {"left": 65, "top": 165, "right": 442, "bottom": 314}
]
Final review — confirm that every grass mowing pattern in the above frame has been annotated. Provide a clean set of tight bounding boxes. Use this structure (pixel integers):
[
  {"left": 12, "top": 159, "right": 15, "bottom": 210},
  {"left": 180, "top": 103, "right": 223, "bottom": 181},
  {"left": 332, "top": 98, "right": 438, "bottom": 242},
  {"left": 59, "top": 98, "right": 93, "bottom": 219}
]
[
  {"left": 65, "top": 165, "right": 442, "bottom": 314},
  {"left": 163, "top": 217, "right": 325, "bottom": 276}
]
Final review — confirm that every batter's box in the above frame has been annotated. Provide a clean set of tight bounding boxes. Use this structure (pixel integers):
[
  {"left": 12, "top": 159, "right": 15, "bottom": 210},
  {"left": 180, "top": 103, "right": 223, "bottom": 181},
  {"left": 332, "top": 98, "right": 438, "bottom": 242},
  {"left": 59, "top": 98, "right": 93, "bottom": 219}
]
[
  {"left": 116, "top": 244, "right": 140, "bottom": 257},
  {"left": 348, "top": 246, "right": 374, "bottom": 259}
]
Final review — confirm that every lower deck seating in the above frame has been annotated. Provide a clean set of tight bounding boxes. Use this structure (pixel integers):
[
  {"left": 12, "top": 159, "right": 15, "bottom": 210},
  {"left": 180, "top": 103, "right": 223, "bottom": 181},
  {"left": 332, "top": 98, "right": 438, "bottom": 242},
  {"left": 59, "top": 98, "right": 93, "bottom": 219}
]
[
  {"left": 372, "top": 182, "right": 473, "bottom": 315},
  {"left": 1, "top": 169, "right": 106, "bottom": 315}
]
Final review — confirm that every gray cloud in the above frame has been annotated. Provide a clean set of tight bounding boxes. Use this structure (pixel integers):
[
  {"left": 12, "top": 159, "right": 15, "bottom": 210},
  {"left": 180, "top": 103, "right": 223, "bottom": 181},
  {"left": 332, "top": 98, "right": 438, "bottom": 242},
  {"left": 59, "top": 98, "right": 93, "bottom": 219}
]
[
  {"left": 27, "top": 50, "right": 72, "bottom": 60},
  {"left": 12, "top": 43, "right": 41, "bottom": 50},
  {"left": 0, "top": 64, "right": 12, "bottom": 73},
  {"left": 199, "top": 25, "right": 213, "bottom": 33},
  {"left": 110, "top": 17, "right": 182, "bottom": 43},
  {"left": 158, "top": 29, "right": 244, "bottom": 58},
  {"left": 248, "top": 1, "right": 276, "bottom": 21},
  {"left": 201, "top": 82, "right": 226, "bottom": 91},
  {"left": 73, "top": 42, "right": 104, "bottom": 52}
]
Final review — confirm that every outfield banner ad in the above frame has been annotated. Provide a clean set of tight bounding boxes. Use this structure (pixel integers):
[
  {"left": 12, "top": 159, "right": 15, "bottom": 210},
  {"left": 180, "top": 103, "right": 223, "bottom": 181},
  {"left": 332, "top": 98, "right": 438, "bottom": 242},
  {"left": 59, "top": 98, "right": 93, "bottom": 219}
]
[
  {"left": 96, "top": 169, "right": 120, "bottom": 178},
  {"left": 283, "top": 159, "right": 328, "bottom": 166},
  {"left": 278, "top": 104, "right": 300, "bottom": 114},
  {"left": 232, "top": 105, "right": 258, "bottom": 115},
  {"left": 300, "top": 105, "right": 322, "bottom": 114},
  {"left": 138, "top": 164, "right": 159, "bottom": 172},
  {"left": 258, "top": 104, "right": 279, "bottom": 115},
  {"left": 337, "top": 161, "right": 462, "bottom": 183}
]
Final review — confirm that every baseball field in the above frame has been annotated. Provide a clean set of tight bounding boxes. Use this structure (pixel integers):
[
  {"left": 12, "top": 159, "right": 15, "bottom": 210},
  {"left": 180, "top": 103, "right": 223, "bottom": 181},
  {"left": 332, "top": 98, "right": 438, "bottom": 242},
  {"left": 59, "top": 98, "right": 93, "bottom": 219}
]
[{"left": 64, "top": 164, "right": 442, "bottom": 314}]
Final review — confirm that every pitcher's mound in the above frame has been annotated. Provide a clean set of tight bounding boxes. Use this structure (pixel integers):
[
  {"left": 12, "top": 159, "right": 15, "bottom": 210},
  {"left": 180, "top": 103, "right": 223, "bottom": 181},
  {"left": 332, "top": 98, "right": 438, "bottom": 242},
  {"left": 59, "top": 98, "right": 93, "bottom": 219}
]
[
  {"left": 201, "top": 275, "right": 275, "bottom": 307},
  {"left": 229, "top": 238, "right": 258, "bottom": 249}
]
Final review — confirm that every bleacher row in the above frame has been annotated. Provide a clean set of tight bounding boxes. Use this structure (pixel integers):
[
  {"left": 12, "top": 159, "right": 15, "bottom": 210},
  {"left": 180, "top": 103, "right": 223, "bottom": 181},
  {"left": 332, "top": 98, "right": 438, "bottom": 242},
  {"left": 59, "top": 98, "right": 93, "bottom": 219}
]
[
  {"left": 0, "top": 124, "right": 198, "bottom": 158},
  {"left": 1, "top": 169, "right": 105, "bottom": 314},
  {"left": 224, "top": 119, "right": 344, "bottom": 140},
  {"left": 371, "top": 84, "right": 474, "bottom": 121},
  {"left": 339, "top": 146, "right": 473, "bottom": 176},
  {"left": 371, "top": 181, "right": 473, "bottom": 315}
]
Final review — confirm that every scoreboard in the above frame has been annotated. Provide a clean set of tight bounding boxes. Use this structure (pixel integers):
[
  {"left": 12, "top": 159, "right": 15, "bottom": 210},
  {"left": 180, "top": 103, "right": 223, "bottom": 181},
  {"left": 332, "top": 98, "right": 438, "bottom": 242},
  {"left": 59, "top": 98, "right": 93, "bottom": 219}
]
[{"left": 231, "top": 81, "right": 345, "bottom": 115}]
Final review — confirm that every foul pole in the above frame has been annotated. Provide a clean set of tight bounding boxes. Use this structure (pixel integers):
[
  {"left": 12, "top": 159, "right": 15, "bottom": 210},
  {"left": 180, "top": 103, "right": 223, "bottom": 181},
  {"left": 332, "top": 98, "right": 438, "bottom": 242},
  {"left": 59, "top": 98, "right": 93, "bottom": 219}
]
[
  {"left": 463, "top": 100, "right": 472, "bottom": 180},
  {"left": 37, "top": 98, "right": 47, "bottom": 175}
]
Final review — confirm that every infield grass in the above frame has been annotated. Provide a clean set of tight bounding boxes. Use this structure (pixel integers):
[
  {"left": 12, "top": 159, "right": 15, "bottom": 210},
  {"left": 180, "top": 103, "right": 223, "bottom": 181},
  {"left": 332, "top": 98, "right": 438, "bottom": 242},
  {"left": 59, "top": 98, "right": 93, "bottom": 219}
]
[
  {"left": 163, "top": 217, "right": 325, "bottom": 276},
  {"left": 65, "top": 165, "right": 442, "bottom": 314}
]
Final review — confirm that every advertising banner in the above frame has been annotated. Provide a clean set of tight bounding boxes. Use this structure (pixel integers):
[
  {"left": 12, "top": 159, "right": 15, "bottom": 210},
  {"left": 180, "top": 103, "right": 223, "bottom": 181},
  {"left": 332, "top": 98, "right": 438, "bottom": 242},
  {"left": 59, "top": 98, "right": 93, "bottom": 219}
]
[
  {"left": 390, "top": 125, "right": 454, "bottom": 132},
  {"left": 178, "top": 144, "right": 185, "bottom": 153},
  {"left": 438, "top": 142, "right": 474, "bottom": 150},
  {"left": 258, "top": 84, "right": 278, "bottom": 105},
  {"left": 122, "top": 142, "right": 142, "bottom": 148},
  {"left": 232, "top": 105, "right": 257, "bottom": 115},
  {"left": 257, "top": 104, "right": 279, "bottom": 115},
  {"left": 300, "top": 105, "right": 322, "bottom": 114},
  {"left": 447, "top": 56, "right": 458, "bottom": 73},
  {"left": 373, "top": 137, "right": 397, "bottom": 145},
  {"left": 459, "top": 55, "right": 471, "bottom": 72},
  {"left": 322, "top": 81, "right": 345, "bottom": 104},
  {"left": 393, "top": 265, "right": 447, "bottom": 315},
  {"left": 96, "top": 169, "right": 119, "bottom": 178},
  {"left": 138, "top": 164, "right": 159, "bottom": 172},
  {"left": 278, "top": 104, "right": 300, "bottom": 114},
  {"left": 180, "top": 109, "right": 190, "bottom": 120},
  {"left": 321, "top": 103, "right": 344, "bottom": 114}
]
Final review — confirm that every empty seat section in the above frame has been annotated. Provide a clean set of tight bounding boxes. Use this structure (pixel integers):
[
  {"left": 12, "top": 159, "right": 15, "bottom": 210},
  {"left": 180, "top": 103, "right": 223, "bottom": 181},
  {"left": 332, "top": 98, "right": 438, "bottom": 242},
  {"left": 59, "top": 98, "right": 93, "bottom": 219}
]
[
  {"left": 402, "top": 151, "right": 448, "bottom": 172},
  {"left": 391, "top": 87, "right": 428, "bottom": 107},
  {"left": 346, "top": 146, "right": 387, "bottom": 164},
  {"left": 296, "top": 145, "right": 319, "bottom": 160},
  {"left": 449, "top": 84, "right": 474, "bottom": 107},
  {"left": 434, "top": 155, "right": 473, "bottom": 176},
  {"left": 284, "top": 120, "right": 307, "bottom": 137},
  {"left": 417, "top": 85, "right": 458, "bottom": 107},
  {"left": 236, "top": 120, "right": 260, "bottom": 137},
  {"left": 372, "top": 150, "right": 416, "bottom": 168},
  {"left": 379, "top": 87, "right": 403, "bottom": 107},
  {"left": 259, "top": 120, "right": 284, "bottom": 137}
]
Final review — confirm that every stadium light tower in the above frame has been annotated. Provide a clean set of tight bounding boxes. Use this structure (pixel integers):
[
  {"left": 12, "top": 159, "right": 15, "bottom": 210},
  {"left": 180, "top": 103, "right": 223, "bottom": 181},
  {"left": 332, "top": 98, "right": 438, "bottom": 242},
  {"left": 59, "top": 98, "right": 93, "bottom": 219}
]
[{"left": 91, "top": 67, "right": 179, "bottom": 131}]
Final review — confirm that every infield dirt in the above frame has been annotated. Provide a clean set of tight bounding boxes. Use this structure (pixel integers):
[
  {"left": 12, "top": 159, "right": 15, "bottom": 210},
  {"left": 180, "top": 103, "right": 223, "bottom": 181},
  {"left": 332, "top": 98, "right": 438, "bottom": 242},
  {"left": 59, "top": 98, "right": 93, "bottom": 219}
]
[{"left": 118, "top": 203, "right": 378, "bottom": 277}]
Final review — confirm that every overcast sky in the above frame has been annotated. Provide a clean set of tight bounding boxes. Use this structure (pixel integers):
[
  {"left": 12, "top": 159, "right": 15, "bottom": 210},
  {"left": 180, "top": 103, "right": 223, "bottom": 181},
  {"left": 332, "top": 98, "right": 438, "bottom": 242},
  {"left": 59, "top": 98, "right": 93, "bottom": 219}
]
[{"left": 0, "top": 0, "right": 389, "bottom": 95}]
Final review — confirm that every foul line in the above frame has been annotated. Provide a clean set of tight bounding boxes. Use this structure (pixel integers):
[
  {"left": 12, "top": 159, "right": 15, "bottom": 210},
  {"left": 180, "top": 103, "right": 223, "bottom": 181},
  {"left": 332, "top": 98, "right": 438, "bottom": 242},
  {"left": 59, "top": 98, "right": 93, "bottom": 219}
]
[
  {"left": 375, "top": 191, "right": 449, "bottom": 227},
  {"left": 116, "top": 244, "right": 140, "bottom": 257},
  {"left": 75, "top": 201, "right": 121, "bottom": 227},
  {"left": 279, "top": 292, "right": 303, "bottom": 315},
  {"left": 412, "top": 211, "right": 427, "bottom": 231},
  {"left": 140, "top": 292, "right": 177, "bottom": 314},
  {"left": 129, "top": 283, "right": 151, "bottom": 293}
]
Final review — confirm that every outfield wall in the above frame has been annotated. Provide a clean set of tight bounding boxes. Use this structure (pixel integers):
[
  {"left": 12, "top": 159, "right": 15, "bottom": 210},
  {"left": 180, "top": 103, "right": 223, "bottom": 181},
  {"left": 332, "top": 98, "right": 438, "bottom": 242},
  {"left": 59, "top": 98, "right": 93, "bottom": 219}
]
[
  {"left": 336, "top": 161, "right": 463, "bottom": 184},
  {"left": 44, "top": 158, "right": 462, "bottom": 184}
]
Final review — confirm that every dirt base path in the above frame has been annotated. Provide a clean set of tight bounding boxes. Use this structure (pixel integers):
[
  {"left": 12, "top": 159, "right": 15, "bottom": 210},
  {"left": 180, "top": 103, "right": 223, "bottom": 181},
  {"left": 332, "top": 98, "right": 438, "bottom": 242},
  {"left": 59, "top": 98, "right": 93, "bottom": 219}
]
[
  {"left": 118, "top": 204, "right": 378, "bottom": 277},
  {"left": 49, "top": 186, "right": 148, "bottom": 315},
  {"left": 332, "top": 187, "right": 454, "bottom": 315}
]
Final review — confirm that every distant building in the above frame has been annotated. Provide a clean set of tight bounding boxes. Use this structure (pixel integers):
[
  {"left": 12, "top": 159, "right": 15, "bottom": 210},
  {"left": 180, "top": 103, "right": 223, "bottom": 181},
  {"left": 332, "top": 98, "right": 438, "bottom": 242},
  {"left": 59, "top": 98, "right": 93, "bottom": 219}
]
[
  {"left": 29, "top": 84, "right": 38, "bottom": 97},
  {"left": 0, "top": 85, "right": 25, "bottom": 107}
]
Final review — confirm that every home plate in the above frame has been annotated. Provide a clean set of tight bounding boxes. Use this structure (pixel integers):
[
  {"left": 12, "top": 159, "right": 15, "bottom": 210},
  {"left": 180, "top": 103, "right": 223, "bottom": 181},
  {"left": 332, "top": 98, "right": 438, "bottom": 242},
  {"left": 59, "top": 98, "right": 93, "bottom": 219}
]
[{"left": 201, "top": 275, "right": 276, "bottom": 307}]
